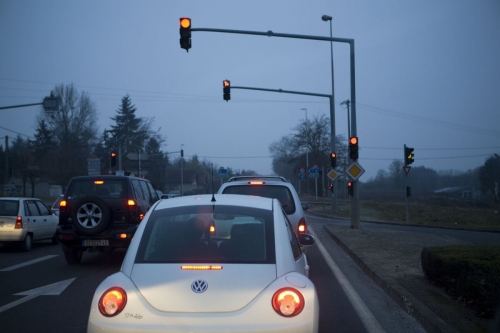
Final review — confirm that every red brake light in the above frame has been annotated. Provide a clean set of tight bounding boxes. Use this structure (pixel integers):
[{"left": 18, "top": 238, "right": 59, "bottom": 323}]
[
  {"left": 98, "top": 287, "right": 127, "bottom": 317},
  {"left": 272, "top": 288, "right": 305, "bottom": 317},
  {"left": 181, "top": 265, "right": 223, "bottom": 270},
  {"left": 249, "top": 181, "right": 265, "bottom": 185},
  {"left": 15, "top": 216, "right": 22, "bottom": 229}
]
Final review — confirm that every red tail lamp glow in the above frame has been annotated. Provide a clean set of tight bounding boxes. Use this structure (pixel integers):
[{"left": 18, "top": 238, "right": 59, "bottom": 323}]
[
  {"left": 98, "top": 287, "right": 127, "bottom": 317},
  {"left": 272, "top": 288, "right": 305, "bottom": 317},
  {"left": 181, "top": 265, "right": 223, "bottom": 270},
  {"left": 15, "top": 216, "right": 22, "bottom": 229}
]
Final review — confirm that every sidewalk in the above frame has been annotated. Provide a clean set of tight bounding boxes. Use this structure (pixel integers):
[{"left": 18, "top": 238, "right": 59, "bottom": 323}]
[{"left": 310, "top": 212, "right": 496, "bottom": 333}]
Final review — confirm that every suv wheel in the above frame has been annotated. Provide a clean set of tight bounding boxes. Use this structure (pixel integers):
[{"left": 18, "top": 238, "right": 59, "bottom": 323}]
[
  {"left": 71, "top": 197, "right": 111, "bottom": 235},
  {"left": 62, "top": 245, "right": 83, "bottom": 265}
]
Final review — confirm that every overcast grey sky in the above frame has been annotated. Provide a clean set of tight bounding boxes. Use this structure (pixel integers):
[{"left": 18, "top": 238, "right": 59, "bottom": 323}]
[{"left": 1, "top": 0, "right": 499, "bottom": 180}]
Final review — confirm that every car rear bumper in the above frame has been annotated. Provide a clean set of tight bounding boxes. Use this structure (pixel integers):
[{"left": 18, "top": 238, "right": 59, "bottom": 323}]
[
  {"left": 0, "top": 230, "right": 26, "bottom": 242},
  {"left": 56, "top": 226, "right": 138, "bottom": 249}
]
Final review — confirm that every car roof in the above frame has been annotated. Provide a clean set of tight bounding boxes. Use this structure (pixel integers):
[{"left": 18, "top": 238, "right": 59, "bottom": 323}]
[
  {"left": 0, "top": 197, "right": 39, "bottom": 200},
  {"left": 69, "top": 175, "right": 148, "bottom": 181},
  {"left": 227, "top": 175, "right": 287, "bottom": 183},
  {"left": 154, "top": 194, "right": 275, "bottom": 211}
]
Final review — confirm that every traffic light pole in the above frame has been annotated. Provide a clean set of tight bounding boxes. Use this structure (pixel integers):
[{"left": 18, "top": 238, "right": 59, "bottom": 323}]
[{"left": 189, "top": 26, "right": 357, "bottom": 226}]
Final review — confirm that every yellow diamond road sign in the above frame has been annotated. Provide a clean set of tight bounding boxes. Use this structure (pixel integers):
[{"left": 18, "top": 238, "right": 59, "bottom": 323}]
[
  {"left": 347, "top": 161, "right": 365, "bottom": 181},
  {"left": 327, "top": 169, "right": 339, "bottom": 181}
]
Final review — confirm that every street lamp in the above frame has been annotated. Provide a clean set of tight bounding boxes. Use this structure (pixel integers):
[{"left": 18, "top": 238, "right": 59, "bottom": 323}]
[
  {"left": 300, "top": 108, "right": 309, "bottom": 168},
  {"left": 180, "top": 144, "right": 184, "bottom": 196},
  {"left": 322, "top": 14, "right": 337, "bottom": 213}
]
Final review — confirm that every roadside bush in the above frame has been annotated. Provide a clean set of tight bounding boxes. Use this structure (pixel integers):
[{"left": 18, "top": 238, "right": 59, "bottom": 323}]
[{"left": 421, "top": 244, "right": 500, "bottom": 318}]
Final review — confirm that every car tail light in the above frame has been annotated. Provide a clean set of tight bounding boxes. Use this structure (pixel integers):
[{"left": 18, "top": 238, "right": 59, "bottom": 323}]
[
  {"left": 59, "top": 200, "right": 67, "bottom": 213},
  {"left": 98, "top": 287, "right": 127, "bottom": 317},
  {"left": 15, "top": 216, "right": 23, "bottom": 229},
  {"left": 181, "top": 265, "right": 223, "bottom": 270},
  {"left": 297, "top": 218, "right": 307, "bottom": 234},
  {"left": 272, "top": 288, "right": 305, "bottom": 317}
]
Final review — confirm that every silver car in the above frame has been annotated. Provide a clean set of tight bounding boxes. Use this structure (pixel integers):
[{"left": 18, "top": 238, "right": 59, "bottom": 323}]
[
  {"left": 0, "top": 197, "right": 59, "bottom": 251},
  {"left": 87, "top": 194, "right": 318, "bottom": 332},
  {"left": 218, "top": 176, "right": 309, "bottom": 235}
]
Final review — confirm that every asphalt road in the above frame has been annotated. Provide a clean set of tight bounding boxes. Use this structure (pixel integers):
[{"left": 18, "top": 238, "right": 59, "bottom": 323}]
[{"left": 0, "top": 224, "right": 427, "bottom": 333}]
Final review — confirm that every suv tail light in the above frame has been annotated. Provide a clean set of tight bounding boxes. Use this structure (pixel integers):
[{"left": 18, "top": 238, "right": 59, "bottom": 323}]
[
  {"left": 297, "top": 218, "right": 306, "bottom": 234},
  {"left": 15, "top": 216, "right": 23, "bottom": 229},
  {"left": 98, "top": 287, "right": 127, "bottom": 317},
  {"left": 127, "top": 199, "right": 137, "bottom": 210},
  {"left": 272, "top": 288, "right": 305, "bottom": 317},
  {"left": 59, "top": 199, "right": 67, "bottom": 213}
]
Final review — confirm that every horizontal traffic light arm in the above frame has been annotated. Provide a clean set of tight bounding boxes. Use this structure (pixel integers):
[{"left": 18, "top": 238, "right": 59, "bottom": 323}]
[
  {"left": 229, "top": 85, "right": 331, "bottom": 98},
  {"left": 190, "top": 27, "right": 354, "bottom": 45}
]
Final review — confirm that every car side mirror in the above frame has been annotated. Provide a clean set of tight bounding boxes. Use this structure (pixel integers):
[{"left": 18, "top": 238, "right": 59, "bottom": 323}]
[
  {"left": 297, "top": 233, "right": 315, "bottom": 247},
  {"left": 302, "top": 203, "right": 309, "bottom": 211}
]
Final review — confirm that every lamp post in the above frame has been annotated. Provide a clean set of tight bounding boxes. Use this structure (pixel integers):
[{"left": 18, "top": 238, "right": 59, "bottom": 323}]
[
  {"left": 180, "top": 144, "right": 184, "bottom": 196},
  {"left": 322, "top": 14, "right": 338, "bottom": 213},
  {"left": 301, "top": 108, "right": 309, "bottom": 196}
]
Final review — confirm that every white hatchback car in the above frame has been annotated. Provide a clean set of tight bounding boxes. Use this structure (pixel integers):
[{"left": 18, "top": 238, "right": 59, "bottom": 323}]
[
  {"left": 0, "top": 197, "right": 59, "bottom": 251},
  {"left": 87, "top": 194, "right": 318, "bottom": 333},
  {"left": 218, "top": 176, "right": 309, "bottom": 235}
]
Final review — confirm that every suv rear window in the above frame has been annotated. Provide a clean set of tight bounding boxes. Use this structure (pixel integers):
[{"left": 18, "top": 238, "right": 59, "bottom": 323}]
[
  {"left": 68, "top": 179, "right": 127, "bottom": 199},
  {"left": 221, "top": 185, "right": 296, "bottom": 214}
]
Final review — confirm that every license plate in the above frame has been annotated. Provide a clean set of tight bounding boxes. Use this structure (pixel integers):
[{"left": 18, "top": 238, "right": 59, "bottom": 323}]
[{"left": 83, "top": 240, "right": 109, "bottom": 246}]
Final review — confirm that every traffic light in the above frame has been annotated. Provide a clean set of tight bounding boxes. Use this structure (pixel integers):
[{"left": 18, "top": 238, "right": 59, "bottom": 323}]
[
  {"left": 349, "top": 136, "right": 359, "bottom": 160},
  {"left": 181, "top": 149, "right": 184, "bottom": 157},
  {"left": 329, "top": 183, "right": 334, "bottom": 193},
  {"left": 330, "top": 152, "right": 337, "bottom": 168},
  {"left": 110, "top": 151, "right": 117, "bottom": 168},
  {"left": 179, "top": 17, "right": 191, "bottom": 52},
  {"left": 404, "top": 145, "right": 414, "bottom": 166},
  {"left": 347, "top": 181, "right": 354, "bottom": 196},
  {"left": 406, "top": 186, "right": 412, "bottom": 197},
  {"left": 223, "top": 80, "right": 230, "bottom": 101}
]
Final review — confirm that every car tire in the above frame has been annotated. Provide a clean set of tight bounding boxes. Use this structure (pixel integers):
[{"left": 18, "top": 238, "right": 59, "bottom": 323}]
[
  {"left": 71, "top": 197, "right": 111, "bottom": 235},
  {"left": 62, "top": 244, "right": 83, "bottom": 265},
  {"left": 21, "top": 233, "right": 32, "bottom": 252}
]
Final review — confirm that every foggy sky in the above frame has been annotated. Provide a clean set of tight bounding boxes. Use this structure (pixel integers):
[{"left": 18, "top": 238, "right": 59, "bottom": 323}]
[{"left": 1, "top": 0, "right": 499, "bottom": 180}]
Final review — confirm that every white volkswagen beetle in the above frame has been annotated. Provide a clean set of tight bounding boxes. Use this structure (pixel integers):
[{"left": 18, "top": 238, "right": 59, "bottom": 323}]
[{"left": 87, "top": 194, "right": 318, "bottom": 333}]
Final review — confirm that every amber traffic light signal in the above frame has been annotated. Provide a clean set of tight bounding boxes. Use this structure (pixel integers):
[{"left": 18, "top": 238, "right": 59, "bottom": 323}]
[
  {"left": 179, "top": 17, "right": 191, "bottom": 52},
  {"left": 349, "top": 136, "right": 359, "bottom": 160},
  {"left": 404, "top": 145, "right": 414, "bottom": 166},
  {"left": 110, "top": 151, "right": 117, "bottom": 168},
  {"left": 223, "top": 80, "right": 230, "bottom": 101},
  {"left": 330, "top": 152, "right": 337, "bottom": 168}
]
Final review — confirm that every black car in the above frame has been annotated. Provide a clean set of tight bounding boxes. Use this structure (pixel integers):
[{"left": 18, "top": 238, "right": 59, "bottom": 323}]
[{"left": 56, "top": 175, "right": 159, "bottom": 264}]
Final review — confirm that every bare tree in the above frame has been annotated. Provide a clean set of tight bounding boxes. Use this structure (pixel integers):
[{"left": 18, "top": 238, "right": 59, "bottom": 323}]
[{"left": 38, "top": 83, "right": 99, "bottom": 187}]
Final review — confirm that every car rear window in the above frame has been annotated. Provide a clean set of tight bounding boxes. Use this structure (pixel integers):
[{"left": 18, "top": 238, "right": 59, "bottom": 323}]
[
  {"left": 222, "top": 185, "right": 296, "bottom": 214},
  {"left": 0, "top": 200, "right": 19, "bottom": 216},
  {"left": 135, "top": 205, "right": 275, "bottom": 264},
  {"left": 68, "top": 179, "right": 127, "bottom": 199}
]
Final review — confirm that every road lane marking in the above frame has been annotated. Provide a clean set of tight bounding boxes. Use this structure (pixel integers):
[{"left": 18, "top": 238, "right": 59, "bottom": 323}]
[
  {"left": 309, "top": 226, "right": 386, "bottom": 333},
  {"left": 0, "top": 255, "right": 59, "bottom": 272},
  {"left": 0, "top": 278, "right": 76, "bottom": 314}
]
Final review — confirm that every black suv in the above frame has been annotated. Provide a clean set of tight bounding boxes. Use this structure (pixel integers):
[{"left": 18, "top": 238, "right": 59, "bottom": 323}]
[{"left": 56, "top": 175, "right": 159, "bottom": 264}]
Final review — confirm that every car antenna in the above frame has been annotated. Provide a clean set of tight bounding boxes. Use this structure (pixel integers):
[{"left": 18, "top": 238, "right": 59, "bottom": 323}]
[{"left": 211, "top": 163, "right": 216, "bottom": 202}]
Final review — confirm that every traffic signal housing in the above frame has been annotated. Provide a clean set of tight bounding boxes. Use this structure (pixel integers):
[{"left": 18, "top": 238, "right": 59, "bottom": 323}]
[
  {"left": 110, "top": 151, "right": 117, "bottom": 168},
  {"left": 223, "top": 80, "right": 230, "bottom": 101},
  {"left": 404, "top": 145, "right": 414, "bottom": 166},
  {"left": 179, "top": 17, "right": 191, "bottom": 52},
  {"left": 330, "top": 152, "right": 337, "bottom": 168},
  {"left": 406, "top": 186, "right": 412, "bottom": 198},
  {"left": 349, "top": 136, "right": 359, "bottom": 160},
  {"left": 347, "top": 181, "right": 354, "bottom": 196},
  {"left": 329, "top": 183, "right": 333, "bottom": 193}
]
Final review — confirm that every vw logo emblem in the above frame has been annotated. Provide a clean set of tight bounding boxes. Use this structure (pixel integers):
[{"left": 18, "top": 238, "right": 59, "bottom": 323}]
[{"left": 191, "top": 280, "right": 208, "bottom": 293}]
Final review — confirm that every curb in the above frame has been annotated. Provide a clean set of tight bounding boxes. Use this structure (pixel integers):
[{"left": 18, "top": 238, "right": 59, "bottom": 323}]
[{"left": 322, "top": 225, "right": 459, "bottom": 333}]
